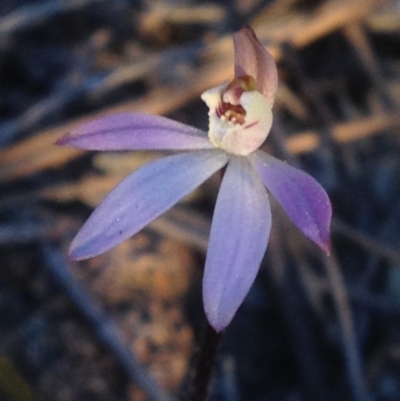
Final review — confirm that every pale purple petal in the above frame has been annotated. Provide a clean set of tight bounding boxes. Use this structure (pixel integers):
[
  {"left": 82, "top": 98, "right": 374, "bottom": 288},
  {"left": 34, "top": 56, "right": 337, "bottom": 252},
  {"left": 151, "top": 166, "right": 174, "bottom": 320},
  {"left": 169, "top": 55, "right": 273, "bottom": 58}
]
[
  {"left": 233, "top": 27, "right": 278, "bottom": 105},
  {"left": 69, "top": 150, "right": 228, "bottom": 260},
  {"left": 56, "top": 113, "right": 213, "bottom": 151},
  {"left": 250, "top": 151, "right": 332, "bottom": 253},
  {"left": 203, "top": 156, "right": 271, "bottom": 332}
]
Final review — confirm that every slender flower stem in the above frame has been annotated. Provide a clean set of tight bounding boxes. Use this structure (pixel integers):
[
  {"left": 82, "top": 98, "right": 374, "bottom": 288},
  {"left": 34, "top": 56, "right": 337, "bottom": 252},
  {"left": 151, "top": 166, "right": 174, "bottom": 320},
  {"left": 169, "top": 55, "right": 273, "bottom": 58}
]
[
  {"left": 187, "top": 322, "right": 222, "bottom": 401},
  {"left": 324, "top": 254, "right": 371, "bottom": 401}
]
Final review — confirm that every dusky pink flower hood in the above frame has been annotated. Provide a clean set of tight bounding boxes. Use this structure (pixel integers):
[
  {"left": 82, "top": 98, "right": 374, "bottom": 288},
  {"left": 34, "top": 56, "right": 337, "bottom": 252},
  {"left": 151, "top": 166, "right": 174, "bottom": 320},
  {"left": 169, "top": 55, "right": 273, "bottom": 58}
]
[{"left": 57, "top": 27, "right": 332, "bottom": 332}]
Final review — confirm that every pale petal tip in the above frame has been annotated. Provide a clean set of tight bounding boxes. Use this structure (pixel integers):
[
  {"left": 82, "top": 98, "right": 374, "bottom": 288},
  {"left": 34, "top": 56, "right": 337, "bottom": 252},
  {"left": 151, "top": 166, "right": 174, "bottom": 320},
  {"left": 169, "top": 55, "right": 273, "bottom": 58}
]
[
  {"left": 208, "top": 321, "right": 227, "bottom": 334},
  {"left": 203, "top": 284, "right": 236, "bottom": 333},
  {"left": 205, "top": 308, "right": 230, "bottom": 333}
]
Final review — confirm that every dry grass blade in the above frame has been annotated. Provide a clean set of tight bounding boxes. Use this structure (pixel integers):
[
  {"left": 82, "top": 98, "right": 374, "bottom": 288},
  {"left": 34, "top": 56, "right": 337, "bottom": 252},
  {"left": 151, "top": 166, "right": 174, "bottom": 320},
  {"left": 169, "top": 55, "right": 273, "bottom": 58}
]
[
  {"left": 0, "top": 0, "right": 107, "bottom": 36},
  {"left": 0, "top": 0, "right": 387, "bottom": 183},
  {"left": 40, "top": 244, "right": 176, "bottom": 401}
]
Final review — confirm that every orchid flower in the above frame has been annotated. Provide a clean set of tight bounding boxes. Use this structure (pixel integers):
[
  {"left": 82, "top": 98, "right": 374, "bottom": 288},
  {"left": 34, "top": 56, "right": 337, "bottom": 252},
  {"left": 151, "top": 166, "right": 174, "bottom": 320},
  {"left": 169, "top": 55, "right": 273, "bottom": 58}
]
[{"left": 57, "top": 27, "right": 331, "bottom": 332}]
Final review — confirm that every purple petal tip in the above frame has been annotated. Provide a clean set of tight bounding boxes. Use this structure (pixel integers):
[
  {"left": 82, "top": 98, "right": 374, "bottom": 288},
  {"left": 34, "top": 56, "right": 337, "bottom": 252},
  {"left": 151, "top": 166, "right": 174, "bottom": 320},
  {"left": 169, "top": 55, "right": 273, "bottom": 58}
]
[
  {"left": 66, "top": 248, "right": 80, "bottom": 262},
  {"left": 55, "top": 134, "right": 70, "bottom": 146},
  {"left": 321, "top": 237, "right": 331, "bottom": 256},
  {"left": 68, "top": 233, "right": 103, "bottom": 261},
  {"left": 68, "top": 244, "right": 89, "bottom": 261},
  {"left": 250, "top": 152, "right": 332, "bottom": 254}
]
